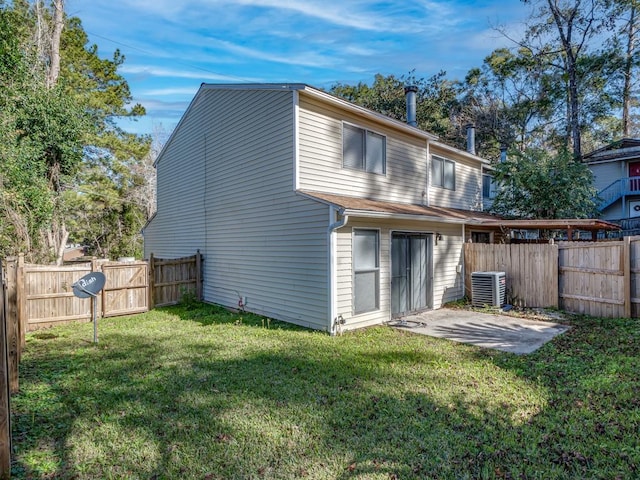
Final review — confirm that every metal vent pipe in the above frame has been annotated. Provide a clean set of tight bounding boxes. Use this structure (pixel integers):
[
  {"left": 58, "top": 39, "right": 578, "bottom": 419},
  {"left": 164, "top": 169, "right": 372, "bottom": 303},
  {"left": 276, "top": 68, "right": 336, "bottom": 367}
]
[
  {"left": 404, "top": 86, "right": 418, "bottom": 127},
  {"left": 466, "top": 123, "right": 476, "bottom": 155}
]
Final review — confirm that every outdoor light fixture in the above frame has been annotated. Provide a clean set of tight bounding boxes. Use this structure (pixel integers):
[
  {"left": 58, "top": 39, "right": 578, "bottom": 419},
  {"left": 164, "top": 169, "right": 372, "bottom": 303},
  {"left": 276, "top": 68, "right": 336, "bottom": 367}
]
[{"left": 436, "top": 232, "right": 443, "bottom": 244}]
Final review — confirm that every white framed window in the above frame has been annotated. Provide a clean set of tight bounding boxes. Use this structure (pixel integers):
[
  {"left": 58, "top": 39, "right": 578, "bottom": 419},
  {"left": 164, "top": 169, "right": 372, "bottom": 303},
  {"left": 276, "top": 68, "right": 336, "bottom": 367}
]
[
  {"left": 343, "top": 123, "right": 386, "bottom": 174},
  {"left": 432, "top": 155, "right": 455, "bottom": 190},
  {"left": 353, "top": 229, "right": 380, "bottom": 314}
]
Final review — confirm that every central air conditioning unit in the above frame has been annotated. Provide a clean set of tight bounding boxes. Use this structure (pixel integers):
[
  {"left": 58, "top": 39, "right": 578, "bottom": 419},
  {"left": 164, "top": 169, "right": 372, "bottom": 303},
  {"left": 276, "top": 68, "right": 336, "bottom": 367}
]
[
  {"left": 630, "top": 200, "right": 640, "bottom": 218},
  {"left": 471, "top": 271, "right": 506, "bottom": 307}
]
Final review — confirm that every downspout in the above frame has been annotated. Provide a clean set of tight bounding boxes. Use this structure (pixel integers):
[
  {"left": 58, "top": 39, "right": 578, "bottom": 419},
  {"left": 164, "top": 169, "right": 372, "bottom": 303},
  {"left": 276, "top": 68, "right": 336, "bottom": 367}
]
[{"left": 328, "top": 206, "right": 349, "bottom": 335}]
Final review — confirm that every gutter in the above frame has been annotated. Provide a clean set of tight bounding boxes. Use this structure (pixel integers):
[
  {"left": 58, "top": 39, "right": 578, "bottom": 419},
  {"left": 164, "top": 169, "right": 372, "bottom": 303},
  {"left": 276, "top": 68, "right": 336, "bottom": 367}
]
[
  {"left": 340, "top": 209, "right": 484, "bottom": 225},
  {"left": 328, "top": 206, "right": 349, "bottom": 336}
]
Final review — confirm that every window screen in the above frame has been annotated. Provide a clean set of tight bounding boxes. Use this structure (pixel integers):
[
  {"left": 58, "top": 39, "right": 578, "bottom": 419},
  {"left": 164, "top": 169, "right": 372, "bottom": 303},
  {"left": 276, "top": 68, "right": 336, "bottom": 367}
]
[
  {"left": 353, "top": 229, "right": 379, "bottom": 314},
  {"left": 343, "top": 124, "right": 365, "bottom": 170},
  {"left": 343, "top": 124, "right": 385, "bottom": 174},
  {"left": 366, "top": 131, "right": 385, "bottom": 174},
  {"left": 432, "top": 156, "right": 455, "bottom": 190}
]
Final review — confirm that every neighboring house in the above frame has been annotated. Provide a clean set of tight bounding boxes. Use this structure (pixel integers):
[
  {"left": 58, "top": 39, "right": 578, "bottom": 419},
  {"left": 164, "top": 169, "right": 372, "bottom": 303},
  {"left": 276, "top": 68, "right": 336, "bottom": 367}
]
[
  {"left": 63, "top": 245, "right": 86, "bottom": 262},
  {"left": 143, "top": 84, "right": 496, "bottom": 332},
  {"left": 586, "top": 138, "right": 640, "bottom": 232}
]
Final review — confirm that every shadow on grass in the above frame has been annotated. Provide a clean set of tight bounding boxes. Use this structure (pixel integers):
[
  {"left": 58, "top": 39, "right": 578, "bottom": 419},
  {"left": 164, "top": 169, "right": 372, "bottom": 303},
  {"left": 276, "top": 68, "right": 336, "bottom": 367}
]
[
  {"left": 475, "top": 314, "right": 640, "bottom": 478},
  {"left": 10, "top": 306, "right": 640, "bottom": 479},
  {"left": 161, "top": 302, "right": 307, "bottom": 331}
]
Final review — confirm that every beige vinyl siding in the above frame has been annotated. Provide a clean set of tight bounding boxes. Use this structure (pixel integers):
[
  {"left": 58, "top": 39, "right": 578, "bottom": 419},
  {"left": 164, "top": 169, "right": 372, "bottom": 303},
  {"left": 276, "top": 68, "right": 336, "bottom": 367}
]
[
  {"left": 429, "top": 149, "right": 483, "bottom": 210},
  {"left": 334, "top": 218, "right": 465, "bottom": 331},
  {"left": 589, "top": 161, "right": 625, "bottom": 192},
  {"left": 145, "top": 87, "right": 331, "bottom": 330},
  {"left": 297, "top": 94, "right": 428, "bottom": 205},
  {"left": 143, "top": 97, "right": 208, "bottom": 258},
  {"left": 432, "top": 223, "right": 465, "bottom": 306}
]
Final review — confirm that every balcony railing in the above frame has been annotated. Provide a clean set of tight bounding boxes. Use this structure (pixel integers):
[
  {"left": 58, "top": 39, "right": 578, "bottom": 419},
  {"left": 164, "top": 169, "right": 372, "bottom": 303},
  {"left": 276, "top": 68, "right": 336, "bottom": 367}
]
[{"left": 598, "top": 177, "right": 640, "bottom": 210}]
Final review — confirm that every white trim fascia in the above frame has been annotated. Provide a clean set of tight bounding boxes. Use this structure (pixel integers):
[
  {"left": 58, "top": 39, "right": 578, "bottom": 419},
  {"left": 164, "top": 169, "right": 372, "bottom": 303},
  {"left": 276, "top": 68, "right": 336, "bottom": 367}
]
[
  {"left": 425, "top": 141, "right": 431, "bottom": 206},
  {"left": 342, "top": 209, "right": 482, "bottom": 225},
  {"left": 431, "top": 139, "right": 490, "bottom": 165},
  {"left": 293, "top": 90, "right": 300, "bottom": 191}
]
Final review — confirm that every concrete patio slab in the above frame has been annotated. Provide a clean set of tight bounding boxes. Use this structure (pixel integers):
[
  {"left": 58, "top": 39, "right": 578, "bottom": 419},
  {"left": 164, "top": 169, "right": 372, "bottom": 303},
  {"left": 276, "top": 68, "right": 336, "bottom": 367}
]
[{"left": 388, "top": 308, "right": 570, "bottom": 354}]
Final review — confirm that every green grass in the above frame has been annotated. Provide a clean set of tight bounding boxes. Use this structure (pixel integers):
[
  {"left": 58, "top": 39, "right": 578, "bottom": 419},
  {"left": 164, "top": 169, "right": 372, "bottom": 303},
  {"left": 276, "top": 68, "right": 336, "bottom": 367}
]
[{"left": 10, "top": 304, "right": 640, "bottom": 479}]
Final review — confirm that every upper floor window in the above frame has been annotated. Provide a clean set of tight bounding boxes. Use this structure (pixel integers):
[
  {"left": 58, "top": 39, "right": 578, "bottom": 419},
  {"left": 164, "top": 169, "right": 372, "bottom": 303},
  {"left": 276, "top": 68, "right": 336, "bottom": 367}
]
[
  {"left": 432, "top": 155, "right": 455, "bottom": 190},
  {"left": 483, "top": 174, "right": 497, "bottom": 199},
  {"left": 343, "top": 123, "right": 386, "bottom": 174}
]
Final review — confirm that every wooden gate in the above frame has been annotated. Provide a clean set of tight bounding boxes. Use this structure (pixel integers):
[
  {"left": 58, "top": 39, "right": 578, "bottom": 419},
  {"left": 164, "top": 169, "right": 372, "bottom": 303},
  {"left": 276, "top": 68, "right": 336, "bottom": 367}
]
[
  {"left": 558, "top": 239, "right": 632, "bottom": 318},
  {"left": 149, "top": 253, "right": 202, "bottom": 307},
  {"left": 101, "top": 261, "right": 149, "bottom": 317}
]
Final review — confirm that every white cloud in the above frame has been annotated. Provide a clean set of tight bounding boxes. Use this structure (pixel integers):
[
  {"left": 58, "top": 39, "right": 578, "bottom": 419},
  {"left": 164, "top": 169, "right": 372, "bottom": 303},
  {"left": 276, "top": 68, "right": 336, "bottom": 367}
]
[
  {"left": 137, "top": 99, "right": 191, "bottom": 112},
  {"left": 231, "top": 0, "right": 405, "bottom": 32},
  {"left": 120, "top": 65, "right": 253, "bottom": 82},
  {"left": 206, "top": 38, "right": 337, "bottom": 69},
  {"left": 139, "top": 87, "right": 201, "bottom": 97}
]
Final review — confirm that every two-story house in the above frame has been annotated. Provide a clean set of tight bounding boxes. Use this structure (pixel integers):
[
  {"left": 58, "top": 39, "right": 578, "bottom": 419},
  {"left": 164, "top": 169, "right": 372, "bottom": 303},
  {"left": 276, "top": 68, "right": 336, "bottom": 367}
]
[
  {"left": 143, "top": 84, "right": 495, "bottom": 332},
  {"left": 586, "top": 138, "right": 640, "bottom": 233}
]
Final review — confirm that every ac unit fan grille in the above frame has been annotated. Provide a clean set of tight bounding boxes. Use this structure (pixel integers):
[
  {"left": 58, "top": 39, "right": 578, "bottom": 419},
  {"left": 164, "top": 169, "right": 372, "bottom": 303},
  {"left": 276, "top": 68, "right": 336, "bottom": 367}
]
[{"left": 471, "top": 271, "right": 506, "bottom": 307}]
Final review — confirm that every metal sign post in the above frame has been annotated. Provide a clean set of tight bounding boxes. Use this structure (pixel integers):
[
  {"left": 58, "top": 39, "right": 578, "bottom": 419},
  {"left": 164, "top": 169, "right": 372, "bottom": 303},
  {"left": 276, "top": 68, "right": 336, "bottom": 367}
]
[{"left": 72, "top": 272, "right": 106, "bottom": 344}]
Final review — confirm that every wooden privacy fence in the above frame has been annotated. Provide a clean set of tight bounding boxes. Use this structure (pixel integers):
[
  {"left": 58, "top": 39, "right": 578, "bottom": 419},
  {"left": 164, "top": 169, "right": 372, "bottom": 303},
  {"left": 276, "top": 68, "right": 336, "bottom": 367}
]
[
  {"left": 149, "top": 253, "right": 202, "bottom": 307},
  {"left": 3, "top": 252, "right": 201, "bottom": 391},
  {"left": 7, "top": 256, "right": 151, "bottom": 334},
  {"left": 464, "top": 243, "right": 559, "bottom": 308},
  {"left": 464, "top": 237, "right": 640, "bottom": 318},
  {"left": 558, "top": 239, "right": 635, "bottom": 318}
]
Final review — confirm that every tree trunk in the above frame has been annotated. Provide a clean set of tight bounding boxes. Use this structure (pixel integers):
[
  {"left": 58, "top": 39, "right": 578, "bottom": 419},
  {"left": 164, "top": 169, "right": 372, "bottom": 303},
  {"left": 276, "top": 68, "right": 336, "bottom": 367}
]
[
  {"left": 568, "top": 64, "right": 581, "bottom": 158},
  {"left": 55, "top": 222, "right": 68, "bottom": 266},
  {"left": 46, "top": 0, "right": 64, "bottom": 89},
  {"left": 622, "top": 4, "right": 637, "bottom": 138},
  {"left": 547, "top": 0, "right": 582, "bottom": 158}
]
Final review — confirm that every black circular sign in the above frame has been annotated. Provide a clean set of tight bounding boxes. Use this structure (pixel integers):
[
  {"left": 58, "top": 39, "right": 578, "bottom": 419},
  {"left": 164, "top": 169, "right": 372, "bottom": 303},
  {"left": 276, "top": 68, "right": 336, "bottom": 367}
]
[{"left": 72, "top": 272, "right": 106, "bottom": 298}]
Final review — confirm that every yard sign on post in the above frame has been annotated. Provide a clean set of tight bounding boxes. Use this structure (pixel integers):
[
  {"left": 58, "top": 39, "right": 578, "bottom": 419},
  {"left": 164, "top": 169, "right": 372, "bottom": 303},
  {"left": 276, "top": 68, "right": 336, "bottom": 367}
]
[{"left": 72, "top": 272, "right": 106, "bottom": 343}]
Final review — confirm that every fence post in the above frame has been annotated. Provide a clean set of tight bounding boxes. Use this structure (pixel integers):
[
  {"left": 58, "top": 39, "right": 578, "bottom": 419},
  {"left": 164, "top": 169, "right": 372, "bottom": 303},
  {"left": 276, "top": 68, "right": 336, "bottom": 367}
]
[
  {"left": 0, "top": 264, "right": 11, "bottom": 478},
  {"left": 0, "top": 267, "right": 11, "bottom": 479},
  {"left": 4, "top": 259, "right": 19, "bottom": 393},
  {"left": 17, "top": 253, "right": 26, "bottom": 349},
  {"left": 149, "top": 253, "right": 155, "bottom": 309},
  {"left": 624, "top": 236, "right": 632, "bottom": 318},
  {"left": 195, "top": 250, "right": 202, "bottom": 301}
]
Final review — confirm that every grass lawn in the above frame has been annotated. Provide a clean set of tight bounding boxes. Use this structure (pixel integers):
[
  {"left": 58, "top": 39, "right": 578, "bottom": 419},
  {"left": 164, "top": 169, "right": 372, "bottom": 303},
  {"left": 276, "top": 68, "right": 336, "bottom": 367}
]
[{"left": 10, "top": 303, "right": 640, "bottom": 479}]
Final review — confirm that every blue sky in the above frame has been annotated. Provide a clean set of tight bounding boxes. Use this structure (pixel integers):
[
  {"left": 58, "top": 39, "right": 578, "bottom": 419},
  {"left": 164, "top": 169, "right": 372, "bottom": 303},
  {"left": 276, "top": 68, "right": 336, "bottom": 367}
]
[{"left": 66, "top": 0, "right": 532, "bottom": 138}]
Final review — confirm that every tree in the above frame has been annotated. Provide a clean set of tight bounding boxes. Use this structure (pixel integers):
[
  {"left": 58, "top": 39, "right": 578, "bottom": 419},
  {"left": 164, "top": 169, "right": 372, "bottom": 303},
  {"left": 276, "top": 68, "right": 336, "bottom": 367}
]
[
  {"left": 0, "top": 1, "right": 151, "bottom": 262},
  {"left": 489, "top": 148, "right": 599, "bottom": 219},
  {"left": 330, "top": 71, "right": 459, "bottom": 144},
  {"left": 607, "top": 0, "right": 640, "bottom": 137},
  {"left": 515, "top": 0, "right": 615, "bottom": 158}
]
